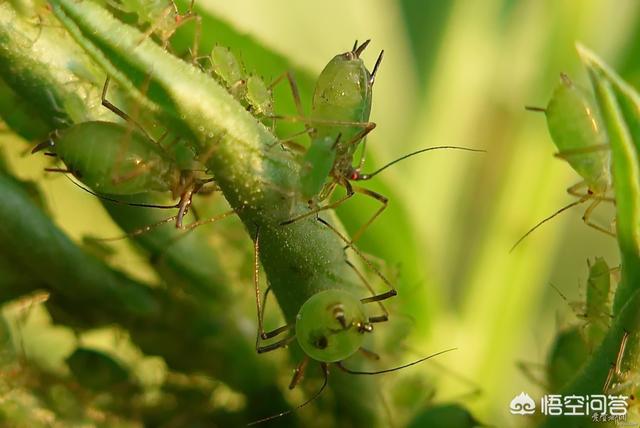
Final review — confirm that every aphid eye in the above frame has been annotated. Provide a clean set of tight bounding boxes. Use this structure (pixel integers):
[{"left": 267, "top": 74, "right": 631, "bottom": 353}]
[{"left": 314, "top": 336, "right": 329, "bottom": 349}]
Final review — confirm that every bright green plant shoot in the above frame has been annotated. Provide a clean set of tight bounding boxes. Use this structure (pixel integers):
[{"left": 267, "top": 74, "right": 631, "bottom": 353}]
[
  {"left": 511, "top": 73, "right": 614, "bottom": 251},
  {"left": 282, "top": 40, "right": 481, "bottom": 243},
  {"left": 33, "top": 120, "right": 216, "bottom": 229}
]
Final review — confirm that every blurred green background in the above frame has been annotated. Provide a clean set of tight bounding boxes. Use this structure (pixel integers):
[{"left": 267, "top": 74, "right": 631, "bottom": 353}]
[{"left": 2, "top": 0, "right": 640, "bottom": 427}]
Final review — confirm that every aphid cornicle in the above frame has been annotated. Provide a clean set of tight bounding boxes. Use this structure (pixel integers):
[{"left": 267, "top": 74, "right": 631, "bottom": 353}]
[
  {"left": 511, "top": 73, "right": 614, "bottom": 251},
  {"left": 280, "top": 40, "right": 481, "bottom": 244}
]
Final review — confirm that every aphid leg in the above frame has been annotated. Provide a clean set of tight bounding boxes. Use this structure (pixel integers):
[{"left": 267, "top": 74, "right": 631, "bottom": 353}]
[
  {"left": 100, "top": 77, "right": 154, "bottom": 142},
  {"left": 175, "top": 185, "right": 195, "bottom": 228},
  {"left": 253, "top": 227, "right": 294, "bottom": 352},
  {"left": 345, "top": 260, "right": 389, "bottom": 324},
  {"left": 347, "top": 184, "right": 388, "bottom": 246},
  {"left": 604, "top": 331, "right": 630, "bottom": 392},
  {"left": 555, "top": 144, "right": 610, "bottom": 161},
  {"left": 101, "top": 77, "right": 172, "bottom": 185},
  {"left": 616, "top": 330, "right": 630, "bottom": 376},
  {"left": 281, "top": 178, "right": 355, "bottom": 226},
  {"left": 316, "top": 217, "right": 397, "bottom": 304},
  {"left": 288, "top": 356, "right": 310, "bottom": 390},
  {"left": 582, "top": 199, "right": 616, "bottom": 237},
  {"left": 272, "top": 129, "right": 311, "bottom": 153},
  {"left": 93, "top": 215, "right": 180, "bottom": 242},
  {"left": 269, "top": 71, "right": 304, "bottom": 117},
  {"left": 509, "top": 196, "right": 590, "bottom": 253},
  {"left": 566, "top": 181, "right": 615, "bottom": 203},
  {"left": 268, "top": 70, "right": 307, "bottom": 133},
  {"left": 44, "top": 167, "right": 72, "bottom": 174},
  {"left": 269, "top": 115, "right": 376, "bottom": 138},
  {"left": 149, "top": 210, "right": 236, "bottom": 264}
]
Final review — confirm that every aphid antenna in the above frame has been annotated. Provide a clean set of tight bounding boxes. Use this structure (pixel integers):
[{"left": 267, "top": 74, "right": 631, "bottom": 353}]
[
  {"left": 63, "top": 174, "right": 180, "bottom": 210},
  {"left": 353, "top": 39, "right": 371, "bottom": 57},
  {"left": 509, "top": 196, "right": 590, "bottom": 253},
  {"left": 336, "top": 347, "right": 457, "bottom": 375},
  {"left": 247, "top": 363, "right": 329, "bottom": 426},
  {"left": 525, "top": 105, "right": 546, "bottom": 113},
  {"left": 355, "top": 146, "right": 485, "bottom": 181}
]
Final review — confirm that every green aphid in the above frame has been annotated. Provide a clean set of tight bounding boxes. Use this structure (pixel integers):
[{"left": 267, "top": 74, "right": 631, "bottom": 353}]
[
  {"left": 512, "top": 73, "right": 614, "bottom": 251},
  {"left": 246, "top": 75, "right": 273, "bottom": 117},
  {"left": 249, "top": 223, "right": 453, "bottom": 425},
  {"left": 33, "top": 121, "right": 212, "bottom": 228},
  {"left": 584, "top": 257, "right": 612, "bottom": 349},
  {"left": 283, "top": 40, "right": 480, "bottom": 244},
  {"left": 546, "top": 73, "right": 611, "bottom": 194}
]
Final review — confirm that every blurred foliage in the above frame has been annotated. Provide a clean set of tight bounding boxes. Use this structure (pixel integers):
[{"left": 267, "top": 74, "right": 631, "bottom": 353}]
[{"left": 0, "top": 1, "right": 640, "bottom": 428}]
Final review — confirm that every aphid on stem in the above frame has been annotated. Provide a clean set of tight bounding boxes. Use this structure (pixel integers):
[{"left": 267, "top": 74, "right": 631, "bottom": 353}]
[
  {"left": 248, "top": 219, "right": 455, "bottom": 425},
  {"left": 208, "top": 46, "right": 275, "bottom": 123},
  {"left": 511, "top": 73, "right": 615, "bottom": 252},
  {"left": 274, "top": 40, "right": 483, "bottom": 245},
  {"left": 32, "top": 78, "right": 232, "bottom": 234}
]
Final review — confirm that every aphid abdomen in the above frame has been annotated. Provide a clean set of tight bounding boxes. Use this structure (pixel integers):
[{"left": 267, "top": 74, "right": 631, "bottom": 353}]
[
  {"left": 54, "top": 121, "right": 174, "bottom": 194},
  {"left": 311, "top": 54, "right": 372, "bottom": 145},
  {"left": 295, "top": 289, "right": 368, "bottom": 363},
  {"left": 546, "top": 76, "right": 610, "bottom": 193}
]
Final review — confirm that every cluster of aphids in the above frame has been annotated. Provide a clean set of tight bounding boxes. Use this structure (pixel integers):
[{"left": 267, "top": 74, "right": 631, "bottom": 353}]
[
  {"left": 527, "top": 258, "right": 640, "bottom": 413},
  {"left": 206, "top": 46, "right": 274, "bottom": 123},
  {"left": 31, "top": 2, "right": 483, "bottom": 424},
  {"left": 523, "top": 259, "right": 614, "bottom": 393}
]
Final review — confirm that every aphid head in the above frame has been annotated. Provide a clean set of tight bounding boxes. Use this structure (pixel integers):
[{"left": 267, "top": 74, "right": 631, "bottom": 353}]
[
  {"left": 295, "top": 289, "right": 372, "bottom": 363},
  {"left": 311, "top": 40, "right": 383, "bottom": 125}
]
